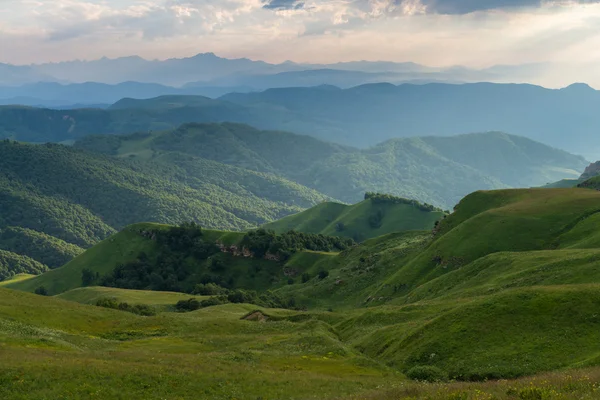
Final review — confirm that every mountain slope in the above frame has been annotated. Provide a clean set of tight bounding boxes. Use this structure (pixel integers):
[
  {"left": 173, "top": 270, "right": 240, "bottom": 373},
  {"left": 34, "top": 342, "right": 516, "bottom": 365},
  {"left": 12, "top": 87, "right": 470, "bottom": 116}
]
[
  {"left": 0, "top": 140, "right": 330, "bottom": 273},
  {"left": 75, "top": 123, "right": 586, "bottom": 209},
  {"left": 263, "top": 195, "right": 445, "bottom": 241}
]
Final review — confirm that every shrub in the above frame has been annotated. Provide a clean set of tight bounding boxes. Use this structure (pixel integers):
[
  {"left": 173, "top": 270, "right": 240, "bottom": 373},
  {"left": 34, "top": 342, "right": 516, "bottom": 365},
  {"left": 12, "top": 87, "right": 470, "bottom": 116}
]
[
  {"left": 406, "top": 365, "right": 448, "bottom": 382},
  {"left": 34, "top": 286, "right": 49, "bottom": 296},
  {"left": 193, "top": 283, "right": 228, "bottom": 296},
  {"left": 301, "top": 272, "right": 310, "bottom": 283},
  {"left": 81, "top": 268, "right": 99, "bottom": 286},
  {"left": 95, "top": 297, "right": 156, "bottom": 316},
  {"left": 175, "top": 298, "right": 201, "bottom": 312},
  {"left": 287, "top": 278, "right": 294, "bottom": 285},
  {"left": 200, "top": 297, "right": 224, "bottom": 308},
  {"left": 318, "top": 270, "right": 329, "bottom": 280}
]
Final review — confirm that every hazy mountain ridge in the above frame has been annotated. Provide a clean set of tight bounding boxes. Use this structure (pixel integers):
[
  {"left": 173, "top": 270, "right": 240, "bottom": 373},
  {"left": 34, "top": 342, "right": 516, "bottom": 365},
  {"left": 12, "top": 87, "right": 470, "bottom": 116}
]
[
  {"left": 1, "top": 53, "right": 552, "bottom": 87},
  {"left": 74, "top": 123, "right": 587, "bottom": 209},
  {"left": 3, "top": 81, "right": 600, "bottom": 158}
]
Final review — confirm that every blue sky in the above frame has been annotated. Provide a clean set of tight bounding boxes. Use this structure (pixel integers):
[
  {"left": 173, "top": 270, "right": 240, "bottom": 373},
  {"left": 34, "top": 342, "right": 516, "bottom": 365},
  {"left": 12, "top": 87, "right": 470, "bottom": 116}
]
[{"left": 2, "top": 0, "right": 600, "bottom": 73}]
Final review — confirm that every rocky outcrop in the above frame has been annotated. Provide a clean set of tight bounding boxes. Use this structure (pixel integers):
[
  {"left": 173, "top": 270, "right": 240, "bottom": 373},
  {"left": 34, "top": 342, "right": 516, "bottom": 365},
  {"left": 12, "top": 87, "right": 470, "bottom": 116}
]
[{"left": 580, "top": 161, "right": 600, "bottom": 180}]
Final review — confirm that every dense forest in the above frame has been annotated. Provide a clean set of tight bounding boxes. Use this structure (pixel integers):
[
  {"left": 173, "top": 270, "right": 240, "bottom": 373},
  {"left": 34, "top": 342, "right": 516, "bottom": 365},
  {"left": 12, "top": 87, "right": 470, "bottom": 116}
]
[
  {"left": 0, "top": 227, "right": 83, "bottom": 268},
  {"left": 0, "top": 250, "right": 47, "bottom": 280}
]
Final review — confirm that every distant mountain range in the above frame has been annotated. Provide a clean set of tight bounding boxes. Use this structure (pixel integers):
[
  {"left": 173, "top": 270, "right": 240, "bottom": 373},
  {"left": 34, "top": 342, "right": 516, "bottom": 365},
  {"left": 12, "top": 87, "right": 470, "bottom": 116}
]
[
  {"left": 3, "top": 82, "right": 599, "bottom": 158},
  {"left": 2, "top": 53, "right": 552, "bottom": 87}
]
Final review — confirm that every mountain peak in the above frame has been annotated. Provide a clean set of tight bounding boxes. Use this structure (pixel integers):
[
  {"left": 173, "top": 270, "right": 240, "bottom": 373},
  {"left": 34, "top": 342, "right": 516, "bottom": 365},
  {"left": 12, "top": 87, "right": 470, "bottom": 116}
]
[{"left": 563, "top": 82, "right": 595, "bottom": 92}]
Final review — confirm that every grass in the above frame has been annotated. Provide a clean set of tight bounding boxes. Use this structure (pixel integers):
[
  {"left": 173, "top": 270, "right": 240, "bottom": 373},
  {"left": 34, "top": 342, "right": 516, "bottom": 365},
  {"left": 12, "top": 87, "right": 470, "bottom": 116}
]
[
  {"left": 0, "top": 288, "right": 393, "bottom": 400},
  {"left": 354, "top": 367, "right": 600, "bottom": 399},
  {"left": 0, "top": 274, "right": 36, "bottom": 286},
  {"left": 263, "top": 198, "right": 444, "bottom": 242},
  {"left": 56, "top": 287, "right": 208, "bottom": 311}
]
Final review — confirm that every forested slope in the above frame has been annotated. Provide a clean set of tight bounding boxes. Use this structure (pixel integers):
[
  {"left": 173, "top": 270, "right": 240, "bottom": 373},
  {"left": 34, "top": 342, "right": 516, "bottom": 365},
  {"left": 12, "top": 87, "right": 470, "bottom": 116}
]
[
  {"left": 0, "top": 140, "right": 330, "bottom": 277},
  {"left": 76, "top": 123, "right": 586, "bottom": 208}
]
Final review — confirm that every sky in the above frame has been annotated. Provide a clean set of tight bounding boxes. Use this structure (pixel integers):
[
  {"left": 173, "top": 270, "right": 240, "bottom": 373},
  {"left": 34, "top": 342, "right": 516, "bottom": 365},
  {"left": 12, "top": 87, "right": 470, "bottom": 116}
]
[{"left": 2, "top": 0, "right": 600, "bottom": 71}]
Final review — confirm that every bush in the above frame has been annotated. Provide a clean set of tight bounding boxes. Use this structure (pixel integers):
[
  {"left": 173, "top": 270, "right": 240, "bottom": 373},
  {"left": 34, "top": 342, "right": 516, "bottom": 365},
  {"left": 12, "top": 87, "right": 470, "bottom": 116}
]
[
  {"left": 301, "top": 272, "right": 310, "bottom": 283},
  {"left": 200, "top": 297, "right": 225, "bottom": 308},
  {"left": 81, "top": 268, "right": 99, "bottom": 286},
  {"left": 318, "top": 270, "right": 329, "bottom": 280},
  {"left": 405, "top": 365, "right": 448, "bottom": 382},
  {"left": 175, "top": 298, "right": 201, "bottom": 312},
  {"left": 95, "top": 297, "right": 156, "bottom": 316},
  {"left": 34, "top": 286, "right": 49, "bottom": 296},
  {"left": 193, "top": 283, "right": 228, "bottom": 296},
  {"left": 287, "top": 278, "right": 294, "bottom": 285}
]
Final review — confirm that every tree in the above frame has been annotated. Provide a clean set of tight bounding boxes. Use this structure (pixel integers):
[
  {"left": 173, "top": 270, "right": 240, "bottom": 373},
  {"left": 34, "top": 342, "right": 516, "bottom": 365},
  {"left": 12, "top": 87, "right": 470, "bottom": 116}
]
[
  {"left": 81, "top": 268, "right": 99, "bottom": 286},
  {"left": 302, "top": 272, "right": 310, "bottom": 283},
  {"left": 34, "top": 286, "right": 48, "bottom": 296},
  {"left": 318, "top": 270, "right": 329, "bottom": 280}
]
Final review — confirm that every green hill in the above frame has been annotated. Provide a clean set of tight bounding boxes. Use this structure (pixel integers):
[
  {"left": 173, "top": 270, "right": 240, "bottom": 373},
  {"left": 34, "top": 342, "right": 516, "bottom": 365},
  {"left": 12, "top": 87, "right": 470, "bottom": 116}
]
[
  {"left": 263, "top": 194, "right": 445, "bottom": 241},
  {"left": 9, "top": 187, "right": 600, "bottom": 393},
  {"left": 542, "top": 178, "right": 583, "bottom": 188},
  {"left": 75, "top": 123, "right": 586, "bottom": 209},
  {"left": 7, "top": 223, "right": 348, "bottom": 296},
  {"left": 0, "top": 140, "right": 330, "bottom": 274}
]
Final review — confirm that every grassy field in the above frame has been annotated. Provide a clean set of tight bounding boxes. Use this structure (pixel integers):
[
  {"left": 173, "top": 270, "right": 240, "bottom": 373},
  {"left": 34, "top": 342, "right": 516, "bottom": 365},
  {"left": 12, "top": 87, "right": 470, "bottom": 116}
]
[
  {"left": 263, "top": 198, "right": 444, "bottom": 242},
  {"left": 0, "top": 288, "right": 393, "bottom": 400},
  {"left": 57, "top": 286, "right": 208, "bottom": 311}
]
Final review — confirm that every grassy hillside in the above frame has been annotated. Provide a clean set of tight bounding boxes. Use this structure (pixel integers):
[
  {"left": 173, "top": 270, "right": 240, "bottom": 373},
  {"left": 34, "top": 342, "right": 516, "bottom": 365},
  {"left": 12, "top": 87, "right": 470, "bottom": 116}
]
[
  {"left": 542, "top": 178, "right": 583, "bottom": 188},
  {"left": 263, "top": 196, "right": 445, "bottom": 241},
  {"left": 0, "top": 140, "right": 330, "bottom": 275},
  {"left": 7, "top": 223, "right": 344, "bottom": 296},
  {"left": 0, "top": 287, "right": 394, "bottom": 399},
  {"left": 75, "top": 123, "right": 586, "bottom": 209},
  {"left": 3, "top": 288, "right": 600, "bottom": 399}
]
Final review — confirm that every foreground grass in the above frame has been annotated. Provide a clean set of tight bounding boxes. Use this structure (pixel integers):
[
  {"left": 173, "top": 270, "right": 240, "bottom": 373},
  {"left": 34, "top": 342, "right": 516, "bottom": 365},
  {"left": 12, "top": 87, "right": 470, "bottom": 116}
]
[
  {"left": 0, "top": 288, "right": 392, "bottom": 399},
  {"left": 352, "top": 368, "right": 600, "bottom": 399}
]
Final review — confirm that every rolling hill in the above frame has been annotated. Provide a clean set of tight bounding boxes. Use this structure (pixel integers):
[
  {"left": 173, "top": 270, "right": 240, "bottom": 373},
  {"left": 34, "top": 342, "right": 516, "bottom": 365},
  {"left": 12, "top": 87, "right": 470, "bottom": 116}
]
[
  {"left": 263, "top": 194, "right": 445, "bottom": 241},
  {"left": 9, "top": 185, "right": 600, "bottom": 387},
  {"left": 75, "top": 123, "right": 587, "bottom": 209}
]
